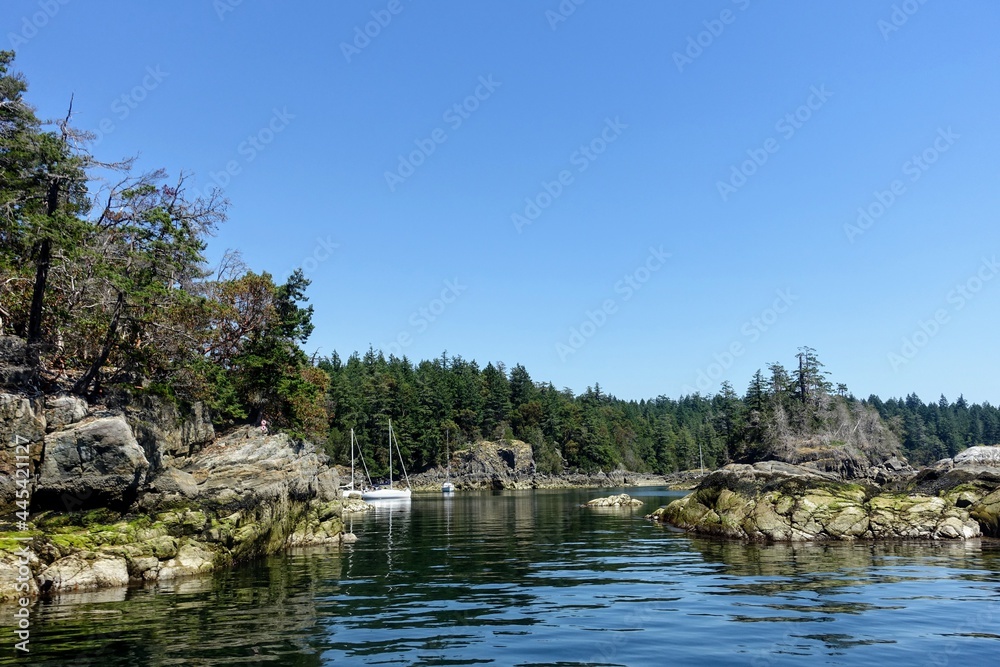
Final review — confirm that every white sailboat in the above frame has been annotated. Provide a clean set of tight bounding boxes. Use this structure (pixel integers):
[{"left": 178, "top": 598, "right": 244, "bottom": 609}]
[
  {"left": 341, "top": 428, "right": 372, "bottom": 498},
  {"left": 442, "top": 429, "right": 455, "bottom": 493},
  {"left": 362, "top": 419, "right": 412, "bottom": 501}
]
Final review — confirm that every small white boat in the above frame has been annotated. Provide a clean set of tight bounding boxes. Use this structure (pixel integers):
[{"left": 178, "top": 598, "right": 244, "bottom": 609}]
[
  {"left": 442, "top": 429, "right": 456, "bottom": 493},
  {"left": 362, "top": 419, "right": 412, "bottom": 502}
]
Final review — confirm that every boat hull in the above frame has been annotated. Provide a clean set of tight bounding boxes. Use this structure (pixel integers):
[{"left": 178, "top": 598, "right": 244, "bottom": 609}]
[{"left": 362, "top": 488, "right": 412, "bottom": 500}]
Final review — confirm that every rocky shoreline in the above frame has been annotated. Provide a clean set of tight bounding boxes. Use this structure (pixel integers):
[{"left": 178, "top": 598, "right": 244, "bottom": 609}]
[
  {"left": 0, "top": 388, "right": 351, "bottom": 602},
  {"left": 647, "top": 448, "right": 1000, "bottom": 542},
  {"left": 13, "top": 367, "right": 993, "bottom": 601},
  {"left": 0, "top": 385, "right": 694, "bottom": 603},
  {"left": 404, "top": 438, "right": 690, "bottom": 491}
]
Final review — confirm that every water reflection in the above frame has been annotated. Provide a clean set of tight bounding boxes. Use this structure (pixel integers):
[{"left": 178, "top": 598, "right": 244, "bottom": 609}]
[
  {"left": 6, "top": 547, "right": 344, "bottom": 667},
  {"left": 5, "top": 489, "right": 1000, "bottom": 666}
]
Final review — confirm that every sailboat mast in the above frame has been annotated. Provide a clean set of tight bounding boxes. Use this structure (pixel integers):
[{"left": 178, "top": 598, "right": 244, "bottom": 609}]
[
  {"left": 350, "top": 428, "right": 355, "bottom": 490},
  {"left": 388, "top": 419, "right": 393, "bottom": 488}
]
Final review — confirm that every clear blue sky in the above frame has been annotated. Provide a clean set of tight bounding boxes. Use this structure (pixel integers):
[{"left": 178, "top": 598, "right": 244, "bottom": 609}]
[{"left": 5, "top": 0, "right": 1000, "bottom": 404}]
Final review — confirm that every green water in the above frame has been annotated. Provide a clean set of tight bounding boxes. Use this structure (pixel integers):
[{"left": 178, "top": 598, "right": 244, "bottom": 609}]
[{"left": 3, "top": 487, "right": 1000, "bottom": 665}]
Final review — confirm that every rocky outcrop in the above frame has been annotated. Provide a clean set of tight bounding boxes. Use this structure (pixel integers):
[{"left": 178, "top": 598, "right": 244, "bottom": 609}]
[
  {"left": 44, "top": 395, "right": 88, "bottom": 432},
  {"left": 408, "top": 438, "right": 670, "bottom": 490},
  {"left": 123, "top": 394, "right": 215, "bottom": 470},
  {"left": 0, "top": 393, "right": 46, "bottom": 513},
  {"left": 170, "top": 427, "right": 340, "bottom": 510},
  {"left": 648, "top": 462, "right": 982, "bottom": 541},
  {"left": 38, "top": 553, "right": 130, "bottom": 591},
  {"left": 903, "top": 445, "right": 1000, "bottom": 537},
  {"left": 954, "top": 445, "right": 1000, "bottom": 467},
  {"left": 0, "top": 392, "right": 45, "bottom": 445},
  {"left": 0, "top": 385, "right": 354, "bottom": 601},
  {"left": 35, "top": 416, "right": 150, "bottom": 511},
  {"left": 584, "top": 493, "right": 643, "bottom": 508},
  {"left": 750, "top": 399, "right": 906, "bottom": 480},
  {"left": 0, "top": 428, "right": 349, "bottom": 598},
  {"left": 452, "top": 439, "right": 535, "bottom": 489}
]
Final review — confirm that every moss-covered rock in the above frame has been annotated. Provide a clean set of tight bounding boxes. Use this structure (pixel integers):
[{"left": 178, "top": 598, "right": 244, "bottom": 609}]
[
  {"left": 648, "top": 462, "right": 982, "bottom": 542},
  {"left": 0, "top": 423, "right": 355, "bottom": 602}
]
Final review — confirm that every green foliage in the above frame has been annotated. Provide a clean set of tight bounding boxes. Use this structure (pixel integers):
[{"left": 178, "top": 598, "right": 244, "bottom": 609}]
[
  {"left": 866, "top": 393, "right": 1000, "bottom": 465},
  {"left": 318, "top": 347, "right": 1000, "bottom": 477},
  {"left": 0, "top": 53, "right": 329, "bottom": 442}
]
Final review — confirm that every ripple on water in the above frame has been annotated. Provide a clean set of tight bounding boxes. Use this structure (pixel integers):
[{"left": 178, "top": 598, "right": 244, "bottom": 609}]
[{"left": 11, "top": 491, "right": 1000, "bottom": 666}]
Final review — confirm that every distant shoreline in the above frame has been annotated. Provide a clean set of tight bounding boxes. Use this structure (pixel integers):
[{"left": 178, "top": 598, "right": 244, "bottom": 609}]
[{"left": 403, "top": 468, "right": 709, "bottom": 493}]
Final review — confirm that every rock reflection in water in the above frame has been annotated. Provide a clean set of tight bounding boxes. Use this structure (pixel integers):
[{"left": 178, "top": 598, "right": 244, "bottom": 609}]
[
  {"left": 12, "top": 546, "right": 344, "bottom": 666},
  {"left": 8, "top": 489, "right": 1000, "bottom": 666}
]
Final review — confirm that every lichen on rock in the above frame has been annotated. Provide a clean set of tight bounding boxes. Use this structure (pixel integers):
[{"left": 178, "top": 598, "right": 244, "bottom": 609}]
[
  {"left": 648, "top": 462, "right": 984, "bottom": 542},
  {"left": 1, "top": 394, "right": 356, "bottom": 602}
]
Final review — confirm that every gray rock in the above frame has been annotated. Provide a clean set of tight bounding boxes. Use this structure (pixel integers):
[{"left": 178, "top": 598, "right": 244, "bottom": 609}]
[
  {"left": 0, "top": 393, "right": 46, "bottom": 512},
  {"left": 0, "top": 550, "right": 40, "bottom": 600},
  {"left": 37, "top": 416, "right": 149, "bottom": 510},
  {"left": 954, "top": 445, "right": 1000, "bottom": 467},
  {"left": 182, "top": 428, "right": 338, "bottom": 509},
  {"left": 148, "top": 467, "right": 200, "bottom": 499},
  {"left": 315, "top": 468, "right": 341, "bottom": 502},
  {"left": 126, "top": 395, "right": 215, "bottom": 470},
  {"left": 45, "top": 395, "right": 89, "bottom": 432},
  {"left": 650, "top": 463, "right": 983, "bottom": 542},
  {"left": 0, "top": 392, "right": 46, "bottom": 445},
  {"left": 5, "top": 422, "right": 350, "bottom": 600},
  {"left": 410, "top": 439, "right": 538, "bottom": 490},
  {"left": 39, "top": 554, "right": 130, "bottom": 592},
  {"left": 179, "top": 401, "right": 215, "bottom": 452},
  {"left": 585, "top": 493, "right": 643, "bottom": 508},
  {"left": 0, "top": 336, "right": 29, "bottom": 365},
  {"left": 885, "top": 456, "right": 909, "bottom": 472},
  {"left": 156, "top": 542, "right": 216, "bottom": 580}
]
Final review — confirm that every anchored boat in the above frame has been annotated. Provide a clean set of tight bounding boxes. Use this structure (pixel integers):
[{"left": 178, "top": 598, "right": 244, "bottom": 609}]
[{"left": 362, "top": 419, "right": 412, "bottom": 501}]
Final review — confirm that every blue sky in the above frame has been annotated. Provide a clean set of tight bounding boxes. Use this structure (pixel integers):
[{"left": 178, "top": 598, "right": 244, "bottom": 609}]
[{"left": 5, "top": 0, "right": 1000, "bottom": 404}]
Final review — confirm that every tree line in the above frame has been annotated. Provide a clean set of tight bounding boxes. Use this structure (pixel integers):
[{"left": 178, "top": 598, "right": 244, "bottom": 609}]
[
  {"left": 3, "top": 52, "right": 996, "bottom": 475},
  {"left": 0, "top": 51, "right": 326, "bottom": 437},
  {"left": 319, "top": 347, "right": 1000, "bottom": 476}
]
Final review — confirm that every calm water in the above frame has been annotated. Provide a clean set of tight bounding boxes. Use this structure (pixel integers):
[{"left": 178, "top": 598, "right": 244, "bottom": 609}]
[{"left": 4, "top": 487, "right": 1000, "bottom": 666}]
